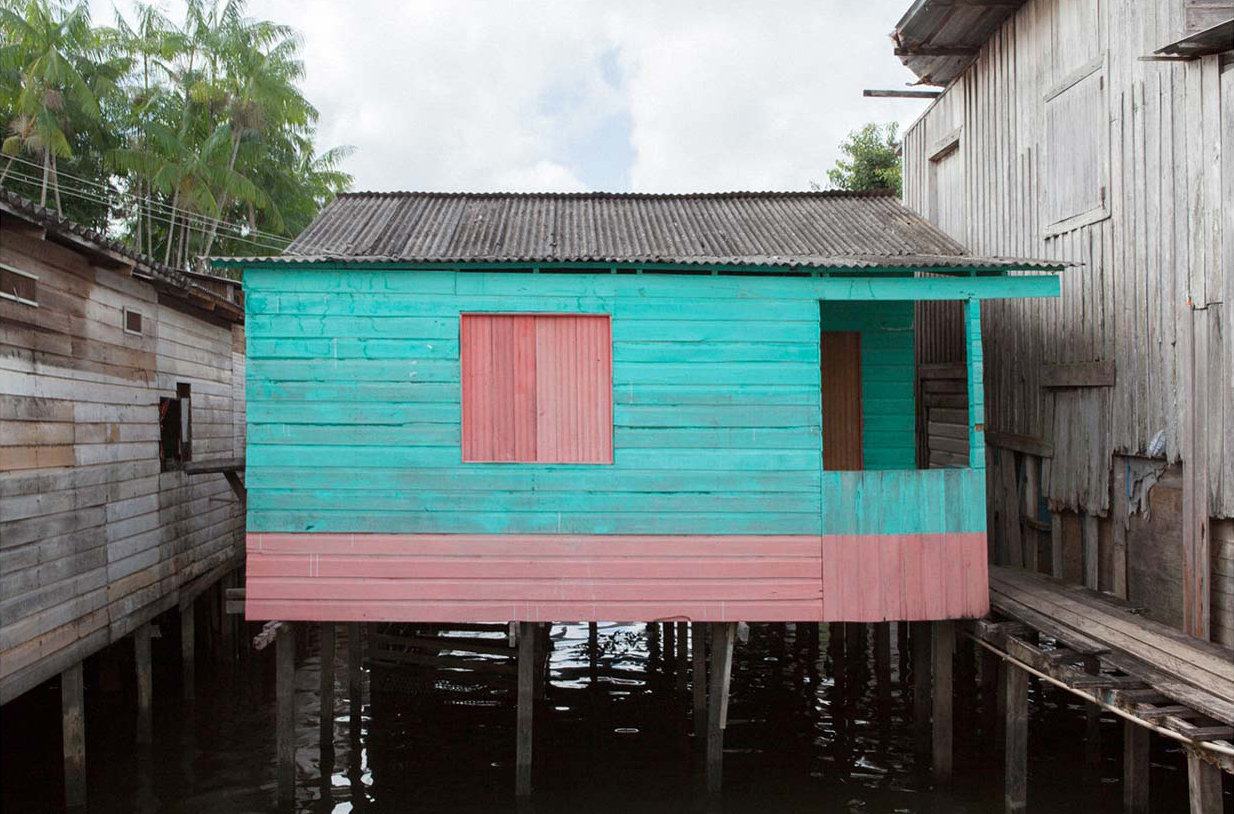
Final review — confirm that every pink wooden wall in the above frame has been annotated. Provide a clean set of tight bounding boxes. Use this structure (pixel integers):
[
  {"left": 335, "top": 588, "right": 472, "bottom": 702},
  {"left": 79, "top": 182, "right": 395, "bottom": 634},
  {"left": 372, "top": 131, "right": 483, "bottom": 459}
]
[
  {"left": 460, "top": 314, "right": 612, "bottom": 464},
  {"left": 245, "top": 532, "right": 987, "bottom": 622}
]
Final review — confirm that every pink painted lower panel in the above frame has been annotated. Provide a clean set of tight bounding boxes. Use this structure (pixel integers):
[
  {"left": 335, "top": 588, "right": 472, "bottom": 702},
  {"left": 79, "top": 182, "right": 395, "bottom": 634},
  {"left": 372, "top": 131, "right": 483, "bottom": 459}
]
[{"left": 245, "top": 532, "right": 987, "bottom": 623}]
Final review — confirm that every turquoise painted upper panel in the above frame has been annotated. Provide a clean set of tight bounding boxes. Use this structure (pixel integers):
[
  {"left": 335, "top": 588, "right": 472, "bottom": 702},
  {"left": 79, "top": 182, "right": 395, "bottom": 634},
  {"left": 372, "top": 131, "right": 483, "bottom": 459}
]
[{"left": 244, "top": 268, "right": 988, "bottom": 536}]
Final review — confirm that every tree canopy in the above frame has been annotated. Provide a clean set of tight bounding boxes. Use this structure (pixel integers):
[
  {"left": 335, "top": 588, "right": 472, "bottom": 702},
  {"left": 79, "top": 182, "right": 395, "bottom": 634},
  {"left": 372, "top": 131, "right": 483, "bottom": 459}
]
[
  {"left": 0, "top": 0, "right": 353, "bottom": 269},
  {"left": 825, "top": 122, "right": 902, "bottom": 197}
]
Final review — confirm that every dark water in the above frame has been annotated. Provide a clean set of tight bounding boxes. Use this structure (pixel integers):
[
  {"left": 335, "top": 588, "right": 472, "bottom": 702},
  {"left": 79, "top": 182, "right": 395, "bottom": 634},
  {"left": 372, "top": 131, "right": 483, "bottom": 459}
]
[{"left": 1, "top": 619, "right": 1222, "bottom": 813}]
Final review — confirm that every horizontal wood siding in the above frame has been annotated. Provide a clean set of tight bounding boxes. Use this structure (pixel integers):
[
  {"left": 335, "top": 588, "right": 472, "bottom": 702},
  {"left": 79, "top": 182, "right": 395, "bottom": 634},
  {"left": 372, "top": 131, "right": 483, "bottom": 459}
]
[
  {"left": 0, "top": 225, "right": 244, "bottom": 704},
  {"left": 244, "top": 531, "right": 986, "bottom": 622}
]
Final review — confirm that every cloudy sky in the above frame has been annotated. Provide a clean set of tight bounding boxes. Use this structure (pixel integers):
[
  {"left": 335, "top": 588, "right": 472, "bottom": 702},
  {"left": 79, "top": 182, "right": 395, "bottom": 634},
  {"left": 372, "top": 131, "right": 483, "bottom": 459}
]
[{"left": 89, "top": 0, "right": 930, "bottom": 194}]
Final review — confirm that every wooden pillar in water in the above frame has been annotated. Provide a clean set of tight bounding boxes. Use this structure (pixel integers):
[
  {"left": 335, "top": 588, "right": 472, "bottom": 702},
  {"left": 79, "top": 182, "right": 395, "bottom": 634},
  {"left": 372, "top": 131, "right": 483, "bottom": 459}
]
[
  {"left": 932, "top": 621, "right": 954, "bottom": 782},
  {"left": 692, "top": 622, "right": 707, "bottom": 740},
  {"left": 319, "top": 623, "right": 336, "bottom": 759},
  {"left": 1084, "top": 656, "right": 1103, "bottom": 768},
  {"left": 675, "top": 621, "right": 688, "bottom": 694},
  {"left": 61, "top": 661, "right": 86, "bottom": 809},
  {"left": 706, "top": 621, "right": 737, "bottom": 794},
  {"left": 277, "top": 627, "right": 296, "bottom": 809},
  {"left": 347, "top": 622, "right": 363, "bottom": 740},
  {"left": 134, "top": 624, "right": 154, "bottom": 745},
  {"left": 1004, "top": 660, "right": 1028, "bottom": 814},
  {"left": 1187, "top": 751, "right": 1222, "bottom": 813},
  {"left": 181, "top": 601, "right": 195, "bottom": 700},
  {"left": 664, "top": 622, "right": 676, "bottom": 680},
  {"left": 911, "top": 621, "right": 931, "bottom": 760},
  {"left": 516, "top": 621, "right": 535, "bottom": 797},
  {"left": 1123, "top": 721, "right": 1149, "bottom": 814}
]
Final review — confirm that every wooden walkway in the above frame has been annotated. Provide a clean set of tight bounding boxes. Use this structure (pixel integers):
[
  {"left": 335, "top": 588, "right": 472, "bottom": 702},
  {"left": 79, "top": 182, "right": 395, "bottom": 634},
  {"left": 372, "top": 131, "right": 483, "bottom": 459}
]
[{"left": 968, "top": 566, "right": 1233, "bottom": 812}]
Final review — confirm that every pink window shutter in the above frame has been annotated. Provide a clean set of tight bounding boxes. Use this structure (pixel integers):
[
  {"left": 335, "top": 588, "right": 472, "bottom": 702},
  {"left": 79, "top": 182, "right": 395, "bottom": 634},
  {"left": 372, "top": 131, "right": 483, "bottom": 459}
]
[{"left": 461, "top": 314, "right": 612, "bottom": 464}]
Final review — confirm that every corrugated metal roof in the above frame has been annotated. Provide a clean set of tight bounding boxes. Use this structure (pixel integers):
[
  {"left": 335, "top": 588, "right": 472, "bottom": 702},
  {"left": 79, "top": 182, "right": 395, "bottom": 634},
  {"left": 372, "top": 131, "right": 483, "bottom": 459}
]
[
  {"left": 217, "top": 190, "right": 1064, "bottom": 271},
  {"left": 1, "top": 189, "right": 243, "bottom": 318},
  {"left": 892, "top": 0, "right": 1027, "bottom": 86}
]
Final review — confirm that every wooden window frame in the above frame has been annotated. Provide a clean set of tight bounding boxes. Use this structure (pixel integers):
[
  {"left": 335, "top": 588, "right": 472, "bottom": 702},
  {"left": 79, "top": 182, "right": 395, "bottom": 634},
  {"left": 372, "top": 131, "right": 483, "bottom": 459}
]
[
  {"left": 0, "top": 262, "right": 39, "bottom": 307},
  {"left": 1042, "top": 52, "right": 1111, "bottom": 238},
  {"left": 123, "top": 306, "right": 143, "bottom": 335}
]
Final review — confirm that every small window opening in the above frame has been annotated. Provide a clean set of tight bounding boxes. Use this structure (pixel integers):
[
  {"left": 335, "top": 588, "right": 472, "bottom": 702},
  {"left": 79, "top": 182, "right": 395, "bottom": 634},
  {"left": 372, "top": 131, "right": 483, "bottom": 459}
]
[
  {"left": 124, "top": 308, "right": 143, "bottom": 335},
  {"left": 159, "top": 383, "right": 192, "bottom": 470},
  {"left": 0, "top": 264, "right": 38, "bottom": 306}
]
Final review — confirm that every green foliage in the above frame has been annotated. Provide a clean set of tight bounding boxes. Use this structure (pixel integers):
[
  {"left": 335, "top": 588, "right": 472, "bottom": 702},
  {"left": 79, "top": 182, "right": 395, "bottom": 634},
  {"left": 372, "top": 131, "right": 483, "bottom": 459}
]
[
  {"left": 825, "top": 122, "right": 902, "bottom": 197},
  {"left": 0, "top": 0, "right": 353, "bottom": 266}
]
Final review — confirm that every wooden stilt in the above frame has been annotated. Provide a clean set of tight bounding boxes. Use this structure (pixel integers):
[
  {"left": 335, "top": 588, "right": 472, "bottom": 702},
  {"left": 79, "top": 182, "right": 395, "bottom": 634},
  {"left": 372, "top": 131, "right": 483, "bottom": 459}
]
[
  {"left": 1186, "top": 751, "right": 1222, "bottom": 813},
  {"left": 676, "top": 621, "right": 688, "bottom": 693},
  {"left": 587, "top": 621, "right": 599, "bottom": 686},
  {"left": 692, "top": 622, "right": 707, "bottom": 740},
  {"left": 1085, "top": 656, "right": 1103, "bottom": 768},
  {"left": 1023, "top": 455, "right": 1040, "bottom": 572},
  {"left": 134, "top": 624, "right": 153, "bottom": 745},
  {"left": 1004, "top": 661, "right": 1028, "bottom": 814},
  {"left": 1123, "top": 721, "right": 1149, "bottom": 814},
  {"left": 516, "top": 621, "right": 535, "bottom": 797},
  {"left": 347, "top": 622, "right": 362, "bottom": 740},
  {"left": 874, "top": 623, "right": 891, "bottom": 686},
  {"left": 911, "top": 621, "right": 931, "bottom": 761},
  {"left": 981, "top": 648, "right": 1000, "bottom": 742},
  {"left": 664, "top": 622, "right": 676, "bottom": 677},
  {"left": 897, "top": 621, "right": 909, "bottom": 681},
  {"left": 61, "top": 661, "right": 86, "bottom": 810},
  {"left": 277, "top": 627, "right": 296, "bottom": 809},
  {"left": 706, "top": 621, "right": 736, "bottom": 794},
  {"left": 320, "top": 623, "right": 336, "bottom": 758},
  {"left": 932, "top": 621, "right": 955, "bottom": 782},
  {"left": 220, "top": 575, "right": 235, "bottom": 660},
  {"left": 181, "top": 601, "right": 195, "bottom": 700}
]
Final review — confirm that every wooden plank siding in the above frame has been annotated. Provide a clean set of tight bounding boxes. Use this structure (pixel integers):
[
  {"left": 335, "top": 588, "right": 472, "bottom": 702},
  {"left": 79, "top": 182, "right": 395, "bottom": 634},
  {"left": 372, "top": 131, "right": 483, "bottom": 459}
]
[
  {"left": 901, "top": 0, "right": 1232, "bottom": 519},
  {"left": 0, "top": 224, "right": 244, "bottom": 704},
  {"left": 241, "top": 267, "right": 1008, "bottom": 622}
]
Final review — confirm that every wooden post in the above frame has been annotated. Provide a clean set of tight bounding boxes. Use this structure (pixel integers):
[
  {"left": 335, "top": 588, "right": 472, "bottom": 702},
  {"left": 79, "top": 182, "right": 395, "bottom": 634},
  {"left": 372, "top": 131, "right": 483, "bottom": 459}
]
[
  {"left": 1051, "top": 512, "right": 1064, "bottom": 578},
  {"left": 276, "top": 627, "right": 296, "bottom": 809},
  {"left": 692, "top": 622, "right": 707, "bottom": 740},
  {"left": 220, "top": 575, "right": 235, "bottom": 660},
  {"left": 706, "top": 621, "right": 736, "bottom": 794},
  {"left": 587, "top": 621, "right": 599, "bottom": 687},
  {"left": 1085, "top": 656, "right": 1102, "bottom": 768},
  {"left": 1124, "top": 721, "right": 1149, "bottom": 814},
  {"left": 61, "top": 661, "right": 86, "bottom": 809},
  {"left": 911, "top": 621, "right": 931, "bottom": 760},
  {"left": 134, "top": 624, "right": 153, "bottom": 745},
  {"left": 1187, "top": 751, "right": 1222, "bottom": 813},
  {"left": 181, "top": 601, "right": 195, "bottom": 700},
  {"left": 932, "top": 621, "right": 954, "bottom": 782},
  {"left": 1023, "top": 455, "right": 1039, "bottom": 572},
  {"left": 1004, "top": 661, "right": 1028, "bottom": 814},
  {"left": 1083, "top": 514, "right": 1099, "bottom": 590},
  {"left": 875, "top": 622, "right": 891, "bottom": 709},
  {"left": 675, "top": 621, "right": 688, "bottom": 694},
  {"left": 664, "top": 622, "right": 676, "bottom": 678},
  {"left": 516, "top": 621, "right": 535, "bottom": 797},
  {"left": 1112, "top": 458, "right": 1129, "bottom": 598},
  {"left": 981, "top": 647, "right": 1000, "bottom": 743},
  {"left": 347, "top": 622, "right": 362, "bottom": 741},
  {"left": 319, "top": 623, "right": 336, "bottom": 759}
]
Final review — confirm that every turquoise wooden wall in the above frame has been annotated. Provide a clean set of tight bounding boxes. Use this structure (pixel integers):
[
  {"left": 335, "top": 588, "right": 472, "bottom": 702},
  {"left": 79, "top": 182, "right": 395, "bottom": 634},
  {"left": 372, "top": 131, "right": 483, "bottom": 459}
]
[{"left": 244, "top": 268, "right": 986, "bottom": 536}]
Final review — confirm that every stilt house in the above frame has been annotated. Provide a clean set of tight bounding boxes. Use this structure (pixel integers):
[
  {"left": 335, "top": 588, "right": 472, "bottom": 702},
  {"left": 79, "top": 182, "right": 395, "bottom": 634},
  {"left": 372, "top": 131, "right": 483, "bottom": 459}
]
[
  {"left": 0, "top": 190, "right": 246, "bottom": 706},
  {"left": 219, "top": 190, "right": 1064, "bottom": 625},
  {"left": 891, "top": 0, "right": 1234, "bottom": 644}
]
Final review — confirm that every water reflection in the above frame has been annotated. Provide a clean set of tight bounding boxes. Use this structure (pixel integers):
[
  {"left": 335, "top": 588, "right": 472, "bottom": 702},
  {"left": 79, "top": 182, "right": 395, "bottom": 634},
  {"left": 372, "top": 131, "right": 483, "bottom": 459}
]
[{"left": 0, "top": 621, "right": 1204, "bottom": 813}]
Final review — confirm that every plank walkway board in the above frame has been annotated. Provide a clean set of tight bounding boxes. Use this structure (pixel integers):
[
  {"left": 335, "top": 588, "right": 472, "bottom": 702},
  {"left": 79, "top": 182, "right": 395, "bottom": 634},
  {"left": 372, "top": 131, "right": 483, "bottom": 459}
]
[{"left": 989, "top": 566, "right": 1234, "bottom": 725}]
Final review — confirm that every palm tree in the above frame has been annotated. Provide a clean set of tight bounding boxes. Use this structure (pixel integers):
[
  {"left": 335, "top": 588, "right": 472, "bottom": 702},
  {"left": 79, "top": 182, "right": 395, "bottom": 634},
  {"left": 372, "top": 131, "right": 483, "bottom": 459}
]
[{"left": 0, "top": 0, "right": 111, "bottom": 213}]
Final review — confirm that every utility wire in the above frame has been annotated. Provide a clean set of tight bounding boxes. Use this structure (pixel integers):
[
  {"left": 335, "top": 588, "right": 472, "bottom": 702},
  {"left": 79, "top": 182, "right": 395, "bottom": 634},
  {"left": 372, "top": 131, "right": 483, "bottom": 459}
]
[
  {"left": 2, "top": 169, "right": 292, "bottom": 254},
  {"left": 1, "top": 153, "right": 295, "bottom": 246}
]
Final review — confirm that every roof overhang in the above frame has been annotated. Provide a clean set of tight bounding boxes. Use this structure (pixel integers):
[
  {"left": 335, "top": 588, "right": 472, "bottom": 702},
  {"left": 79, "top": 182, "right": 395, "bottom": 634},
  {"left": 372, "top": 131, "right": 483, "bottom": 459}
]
[
  {"left": 892, "top": 0, "right": 1028, "bottom": 86},
  {"left": 1154, "top": 17, "right": 1234, "bottom": 59}
]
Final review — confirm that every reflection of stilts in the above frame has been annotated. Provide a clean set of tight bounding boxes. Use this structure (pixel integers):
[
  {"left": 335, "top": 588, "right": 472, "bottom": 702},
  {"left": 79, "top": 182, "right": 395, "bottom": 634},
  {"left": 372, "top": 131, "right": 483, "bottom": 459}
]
[{"left": 705, "top": 621, "right": 737, "bottom": 794}]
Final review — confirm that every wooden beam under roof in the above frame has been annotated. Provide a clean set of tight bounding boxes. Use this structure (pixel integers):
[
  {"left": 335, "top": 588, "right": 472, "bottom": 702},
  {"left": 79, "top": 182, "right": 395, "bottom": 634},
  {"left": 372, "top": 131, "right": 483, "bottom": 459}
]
[{"left": 863, "top": 89, "right": 942, "bottom": 98}]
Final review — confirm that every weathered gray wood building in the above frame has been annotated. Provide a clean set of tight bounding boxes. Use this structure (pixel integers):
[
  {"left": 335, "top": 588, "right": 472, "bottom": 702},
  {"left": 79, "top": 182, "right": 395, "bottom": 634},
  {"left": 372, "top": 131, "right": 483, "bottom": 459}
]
[
  {"left": 893, "top": 0, "right": 1233, "bottom": 644},
  {"left": 0, "top": 189, "right": 246, "bottom": 718}
]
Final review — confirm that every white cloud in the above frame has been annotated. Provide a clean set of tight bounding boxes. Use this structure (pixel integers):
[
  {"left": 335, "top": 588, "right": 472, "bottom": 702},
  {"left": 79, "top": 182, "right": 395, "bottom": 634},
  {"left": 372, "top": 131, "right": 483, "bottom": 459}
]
[{"left": 91, "top": 0, "right": 930, "bottom": 194}]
